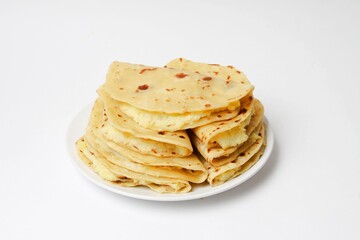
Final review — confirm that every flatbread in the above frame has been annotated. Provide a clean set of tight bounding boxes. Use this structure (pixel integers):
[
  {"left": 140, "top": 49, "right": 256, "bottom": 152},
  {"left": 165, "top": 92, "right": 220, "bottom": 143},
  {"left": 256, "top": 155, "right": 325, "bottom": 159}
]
[
  {"left": 86, "top": 98, "right": 208, "bottom": 184},
  {"left": 76, "top": 138, "right": 191, "bottom": 193},
  {"left": 86, "top": 131, "right": 207, "bottom": 184},
  {"left": 246, "top": 99, "right": 264, "bottom": 135},
  {"left": 76, "top": 137, "right": 120, "bottom": 182},
  {"left": 191, "top": 99, "right": 264, "bottom": 162},
  {"left": 104, "top": 61, "right": 252, "bottom": 113},
  {"left": 98, "top": 86, "right": 240, "bottom": 132},
  {"left": 90, "top": 98, "right": 193, "bottom": 157},
  {"left": 192, "top": 94, "right": 254, "bottom": 149},
  {"left": 197, "top": 121, "right": 263, "bottom": 166},
  {"left": 205, "top": 125, "right": 266, "bottom": 186},
  {"left": 165, "top": 58, "right": 253, "bottom": 94}
]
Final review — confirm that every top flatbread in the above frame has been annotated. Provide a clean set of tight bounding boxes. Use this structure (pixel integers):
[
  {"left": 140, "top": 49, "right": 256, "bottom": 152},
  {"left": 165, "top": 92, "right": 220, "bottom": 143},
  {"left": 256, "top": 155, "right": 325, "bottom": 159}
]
[
  {"left": 104, "top": 61, "right": 253, "bottom": 113},
  {"left": 98, "top": 86, "right": 240, "bottom": 132},
  {"left": 165, "top": 58, "right": 253, "bottom": 95}
]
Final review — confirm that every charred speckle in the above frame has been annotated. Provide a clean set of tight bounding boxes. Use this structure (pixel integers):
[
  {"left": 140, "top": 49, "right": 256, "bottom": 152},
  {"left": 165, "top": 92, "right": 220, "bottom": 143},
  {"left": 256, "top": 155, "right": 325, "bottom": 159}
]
[
  {"left": 175, "top": 73, "right": 188, "bottom": 78},
  {"left": 138, "top": 84, "right": 149, "bottom": 90},
  {"left": 139, "top": 68, "right": 157, "bottom": 74}
]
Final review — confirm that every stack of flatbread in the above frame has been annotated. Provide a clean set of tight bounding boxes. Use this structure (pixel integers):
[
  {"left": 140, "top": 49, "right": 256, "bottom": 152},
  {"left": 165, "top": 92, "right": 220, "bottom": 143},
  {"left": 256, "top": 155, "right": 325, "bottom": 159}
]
[
  {"left": 165, "top": 58, "right": 267, "bottom": 186},
  {"left": 75, "top": 58, "right": 266, "bottom": 193}
]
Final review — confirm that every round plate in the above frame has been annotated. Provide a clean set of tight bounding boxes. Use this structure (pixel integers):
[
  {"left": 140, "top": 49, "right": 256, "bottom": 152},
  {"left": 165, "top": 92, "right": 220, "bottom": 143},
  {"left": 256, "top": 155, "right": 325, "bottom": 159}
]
[{"left": 67, "top": 104, "right": 274, "bottom": 201}]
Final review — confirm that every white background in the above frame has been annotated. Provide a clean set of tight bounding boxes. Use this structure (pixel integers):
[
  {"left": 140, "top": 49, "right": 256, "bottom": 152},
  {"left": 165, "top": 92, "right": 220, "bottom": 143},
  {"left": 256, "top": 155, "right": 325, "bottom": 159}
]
[{"left": 1, "top": 0, "right": 360, "bottom": 239}]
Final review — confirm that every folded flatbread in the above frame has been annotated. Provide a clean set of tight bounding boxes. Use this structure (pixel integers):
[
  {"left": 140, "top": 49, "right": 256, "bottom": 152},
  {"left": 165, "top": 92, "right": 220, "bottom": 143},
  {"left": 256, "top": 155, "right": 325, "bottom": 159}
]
[
  {"left": 191, "top": 98, "right": 264, "bottom": 164},
  {"left": 204, "top": 124, "right": 266, "bottom": 186},
  {"left": 193, "top": 120, "right": 263, "bottom": 166},
  {"left": 165, "top": 58, "right": 253, "bottom": 95},
  {"left": 105, "top": 61, "right": 251, "bottom": 113},
  {"left": 98, "top": 85, "right": 240, "bottom": 132},
  {"left": 74, "top": 96, "right": 209, "bottom": 193},
  {"left": 193, "top": 93, "right": 254, "bottom": 150},
  {"left": 76, "top": 138, "right": 191, "bottom": 193},
  {"left": 94, "top": 94, "right": 193, "bottom": 157},
  {"left": 102, "top": 61, "right": 251, "bottom": 131}
]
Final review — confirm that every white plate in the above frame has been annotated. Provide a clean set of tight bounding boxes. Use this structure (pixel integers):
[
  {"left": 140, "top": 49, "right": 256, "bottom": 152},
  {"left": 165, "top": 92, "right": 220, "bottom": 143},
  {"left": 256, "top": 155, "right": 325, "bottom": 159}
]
[{"left": 67, "top": 105, "right": 274, "bottom": 201}]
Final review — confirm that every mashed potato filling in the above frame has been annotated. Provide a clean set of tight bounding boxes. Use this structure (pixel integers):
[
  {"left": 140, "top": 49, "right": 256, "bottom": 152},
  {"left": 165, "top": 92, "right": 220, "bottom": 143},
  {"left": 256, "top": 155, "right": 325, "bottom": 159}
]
[{"left": 210, "top": 114, "right": 252, "bottom": 149}]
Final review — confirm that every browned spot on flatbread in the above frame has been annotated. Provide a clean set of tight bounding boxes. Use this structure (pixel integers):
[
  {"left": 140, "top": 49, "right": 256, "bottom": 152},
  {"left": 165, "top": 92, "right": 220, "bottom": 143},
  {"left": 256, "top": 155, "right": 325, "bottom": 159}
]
[
  {"left": 138, "top": 84, "right": 149, "bottom": 90},
  {"left": 139, "top": 68, "right": 157, "bottom": 74},
  {"left": 175, "top": 73, "right": 188, "bottom": 78}
]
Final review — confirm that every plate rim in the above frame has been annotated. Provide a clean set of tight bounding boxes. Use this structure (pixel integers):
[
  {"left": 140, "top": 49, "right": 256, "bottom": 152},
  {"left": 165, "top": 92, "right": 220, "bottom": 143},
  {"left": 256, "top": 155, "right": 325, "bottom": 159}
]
[{"left": 67, "top": 104, "right": 274, "bottom": 201}]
